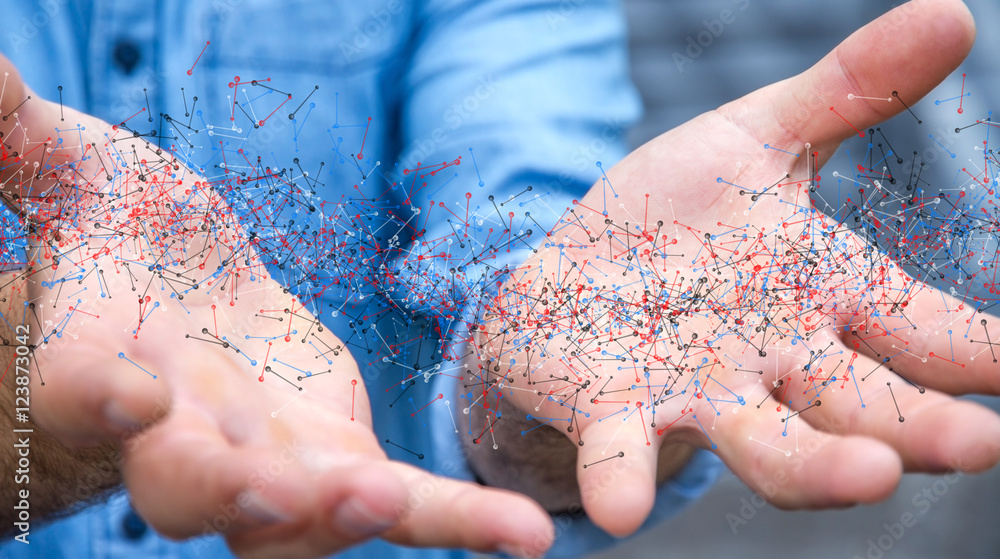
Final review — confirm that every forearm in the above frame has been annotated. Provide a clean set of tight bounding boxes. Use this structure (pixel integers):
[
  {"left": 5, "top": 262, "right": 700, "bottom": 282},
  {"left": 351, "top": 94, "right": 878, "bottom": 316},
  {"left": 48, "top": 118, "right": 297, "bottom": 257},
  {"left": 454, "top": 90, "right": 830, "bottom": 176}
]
[{"left": 0, "top": 275, "right": 121, "bottom": 539}]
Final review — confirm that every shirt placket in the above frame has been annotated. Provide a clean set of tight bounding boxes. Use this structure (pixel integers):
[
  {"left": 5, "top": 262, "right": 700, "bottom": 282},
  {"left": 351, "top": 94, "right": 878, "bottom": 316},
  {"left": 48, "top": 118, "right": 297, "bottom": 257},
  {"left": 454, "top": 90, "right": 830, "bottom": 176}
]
[{"left": 87, "top": 0, "right": 161, "bottom": 126}]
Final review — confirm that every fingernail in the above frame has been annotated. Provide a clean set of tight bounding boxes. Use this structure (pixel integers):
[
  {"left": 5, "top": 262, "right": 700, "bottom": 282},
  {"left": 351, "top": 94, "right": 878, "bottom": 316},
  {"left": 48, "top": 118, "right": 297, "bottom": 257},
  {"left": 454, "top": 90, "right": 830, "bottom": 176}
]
[
  {"left": 103, "top": 401, "right": 141, "bottom": 431},
  {"left": 332, "top": 496, "right": 397, "bottom": 537},
  {"left": 237, "top": 490, "right": 292, "bottom": 524}
]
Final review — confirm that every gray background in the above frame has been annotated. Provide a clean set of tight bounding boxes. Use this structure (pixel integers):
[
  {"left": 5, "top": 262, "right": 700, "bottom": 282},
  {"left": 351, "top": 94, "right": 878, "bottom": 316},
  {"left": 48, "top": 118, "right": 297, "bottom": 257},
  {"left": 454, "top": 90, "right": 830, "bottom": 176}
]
[{"left": 591, "top": 1, "right": 1000, "bottom": 558}]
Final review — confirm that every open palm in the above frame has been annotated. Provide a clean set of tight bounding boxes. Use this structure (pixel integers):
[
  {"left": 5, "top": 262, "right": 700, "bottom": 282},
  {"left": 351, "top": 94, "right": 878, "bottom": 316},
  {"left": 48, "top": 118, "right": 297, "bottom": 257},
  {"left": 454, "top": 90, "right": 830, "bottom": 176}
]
[
  {"left": 0, "top": 58, "right": 552, "bottom": 558},
  {"left": 482, "top": 0, "right": 1000, "bottom": 537}
]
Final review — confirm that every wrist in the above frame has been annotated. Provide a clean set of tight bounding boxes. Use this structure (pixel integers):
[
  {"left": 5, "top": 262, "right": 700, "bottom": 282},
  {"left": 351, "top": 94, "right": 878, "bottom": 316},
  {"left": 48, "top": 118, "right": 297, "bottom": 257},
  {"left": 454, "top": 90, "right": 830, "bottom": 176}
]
[
  {"left": 461, "top": 386, "right": 580, "bottom": 512},
  {"left": 0, "top": 275, "right": 122, "bottom": 537}
]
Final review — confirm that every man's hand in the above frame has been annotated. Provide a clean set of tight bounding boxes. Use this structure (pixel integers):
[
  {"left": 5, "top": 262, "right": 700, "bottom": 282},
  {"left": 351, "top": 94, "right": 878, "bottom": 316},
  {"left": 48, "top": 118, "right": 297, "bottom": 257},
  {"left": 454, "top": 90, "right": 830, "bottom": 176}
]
[
  {"left": 476, "top": 0, "right": 1000, "bottom": 537},
  {"left": 0, "top": 57, "right": 553, "bottom": 557}
]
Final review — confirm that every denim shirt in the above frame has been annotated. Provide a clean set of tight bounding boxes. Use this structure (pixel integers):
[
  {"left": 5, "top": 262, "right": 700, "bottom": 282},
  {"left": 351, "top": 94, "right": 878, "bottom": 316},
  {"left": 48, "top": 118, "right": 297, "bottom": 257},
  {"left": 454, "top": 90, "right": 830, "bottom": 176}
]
[{"left": 0, "top": 1, "right": 722, "bottom": 557}]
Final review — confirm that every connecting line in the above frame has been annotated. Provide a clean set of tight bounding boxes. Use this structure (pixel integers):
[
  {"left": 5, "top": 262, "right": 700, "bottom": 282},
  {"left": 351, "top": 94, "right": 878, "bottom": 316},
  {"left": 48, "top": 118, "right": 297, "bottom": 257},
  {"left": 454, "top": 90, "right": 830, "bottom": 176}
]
[
  {"left": 690, "top": 414, "right": 716, "bottom": 449},
  {"left": 518, "top": 414, "right": 562, "bottom": 436},
  {"left": 118, "top": 352, "right": 157, "bottom": 379},
  {"left": 582, "top": 451, "right": 624, "bottom": 469}
]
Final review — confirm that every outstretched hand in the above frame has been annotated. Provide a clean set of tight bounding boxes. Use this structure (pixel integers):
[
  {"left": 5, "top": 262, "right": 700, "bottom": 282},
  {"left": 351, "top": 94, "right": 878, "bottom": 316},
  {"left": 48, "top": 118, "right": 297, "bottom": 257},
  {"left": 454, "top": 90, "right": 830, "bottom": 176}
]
[
  {"left": 482, "top": 0, "right": 1000, "bottom": 537},
  {"left": 0, "top": 58, "right": 553, "bottom": 558}
]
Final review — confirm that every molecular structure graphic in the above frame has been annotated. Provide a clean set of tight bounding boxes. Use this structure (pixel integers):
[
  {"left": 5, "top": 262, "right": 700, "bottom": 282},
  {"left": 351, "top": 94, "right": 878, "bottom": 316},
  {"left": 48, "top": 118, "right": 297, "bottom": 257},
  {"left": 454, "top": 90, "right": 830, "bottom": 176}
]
[{"left": 0, "top": 58, "right": 997, "bottom": 470}]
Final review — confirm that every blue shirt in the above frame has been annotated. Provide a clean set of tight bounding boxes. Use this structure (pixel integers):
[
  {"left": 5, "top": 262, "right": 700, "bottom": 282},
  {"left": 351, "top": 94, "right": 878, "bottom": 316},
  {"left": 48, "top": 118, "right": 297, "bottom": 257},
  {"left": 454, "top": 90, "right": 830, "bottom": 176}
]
[{"left": 0, "top": 1, "right": 722, "bottom": 557}]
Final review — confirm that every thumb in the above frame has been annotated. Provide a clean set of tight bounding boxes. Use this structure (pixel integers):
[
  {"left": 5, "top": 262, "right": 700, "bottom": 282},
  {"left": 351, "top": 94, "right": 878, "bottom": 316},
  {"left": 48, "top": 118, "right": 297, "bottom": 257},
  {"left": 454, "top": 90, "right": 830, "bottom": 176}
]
[
  {"left": 0, "top": 53, "right": 112, "bottom": 224},
  {"left": 575, "top": 404, "right": 660, "bottom": 537},
  {"left": 0, "top": 53, "right": 63, "bottom": 196},
  {"left": 29, "top": 342, "right": 173, "bottom": 447},
  {"left": 725, "top": 0, "right": 975, "bottom": 157},
  {"left": 0, "top": 53, "right": 29, "bottom": 129}
]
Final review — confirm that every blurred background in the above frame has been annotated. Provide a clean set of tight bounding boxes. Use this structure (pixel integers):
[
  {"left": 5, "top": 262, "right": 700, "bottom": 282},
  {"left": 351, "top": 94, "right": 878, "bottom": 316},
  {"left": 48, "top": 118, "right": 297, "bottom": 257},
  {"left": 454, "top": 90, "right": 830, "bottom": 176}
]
[{"left": 585, "top": 1, "right": 1000, "bottom": 557}]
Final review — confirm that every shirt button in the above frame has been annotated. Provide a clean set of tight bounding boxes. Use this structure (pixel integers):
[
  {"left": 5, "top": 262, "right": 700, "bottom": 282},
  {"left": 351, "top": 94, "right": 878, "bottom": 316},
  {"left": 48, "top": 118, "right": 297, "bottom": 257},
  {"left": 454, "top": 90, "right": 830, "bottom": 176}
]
[
  {"left": 121, "top": 506, "right": 148, "bottom": 540},
  {"left": 112, "top": 40, "right": 142, "bottom": 75}
]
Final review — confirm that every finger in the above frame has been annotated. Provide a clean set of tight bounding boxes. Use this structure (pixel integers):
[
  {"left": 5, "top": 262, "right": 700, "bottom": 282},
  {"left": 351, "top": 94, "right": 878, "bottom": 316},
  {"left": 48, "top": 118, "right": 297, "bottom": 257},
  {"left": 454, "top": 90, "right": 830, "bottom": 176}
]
[
  {"left": 723, "top": 0, "right": 975, "bottom": 158},
  {"left": 573, "top": 407, "right": 660, "bottom": 537},
  {"left": 381, "top": 462, "right": 554, "bottom": 557},
  {"left": 836, "top": 239, "right": 1000, "bottom": 395},
  {"left": 227, "top": 459, "right": 553, "bottom": 559},
  {"left": 224, "top": 460, "right": 412, "bottom": 559},
  {"left": 0, "top": 54, "right": 29, "bottom": 142},
  {"left": 0, "top": 55, "right": 63, "bottom": 199},
  {"left": 709, "top": 389, "right": 902, "bottom": 509},
  {"left": 29, "top": 344, "right": 172, "bottom": 446},
  {"left": 788, "top": 348, "right": 1000, "bottom": 473},
  {"left": 121, "top": 402, "right": 319, "bottom": 540}
]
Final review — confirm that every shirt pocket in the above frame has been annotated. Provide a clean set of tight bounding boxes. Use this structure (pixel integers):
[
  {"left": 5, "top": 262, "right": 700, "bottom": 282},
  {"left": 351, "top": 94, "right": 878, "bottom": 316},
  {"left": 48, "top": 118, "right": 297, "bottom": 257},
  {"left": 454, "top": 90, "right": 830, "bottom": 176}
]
[{"left": 190, "top": 0, "right": 408, "bottom": 176}]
